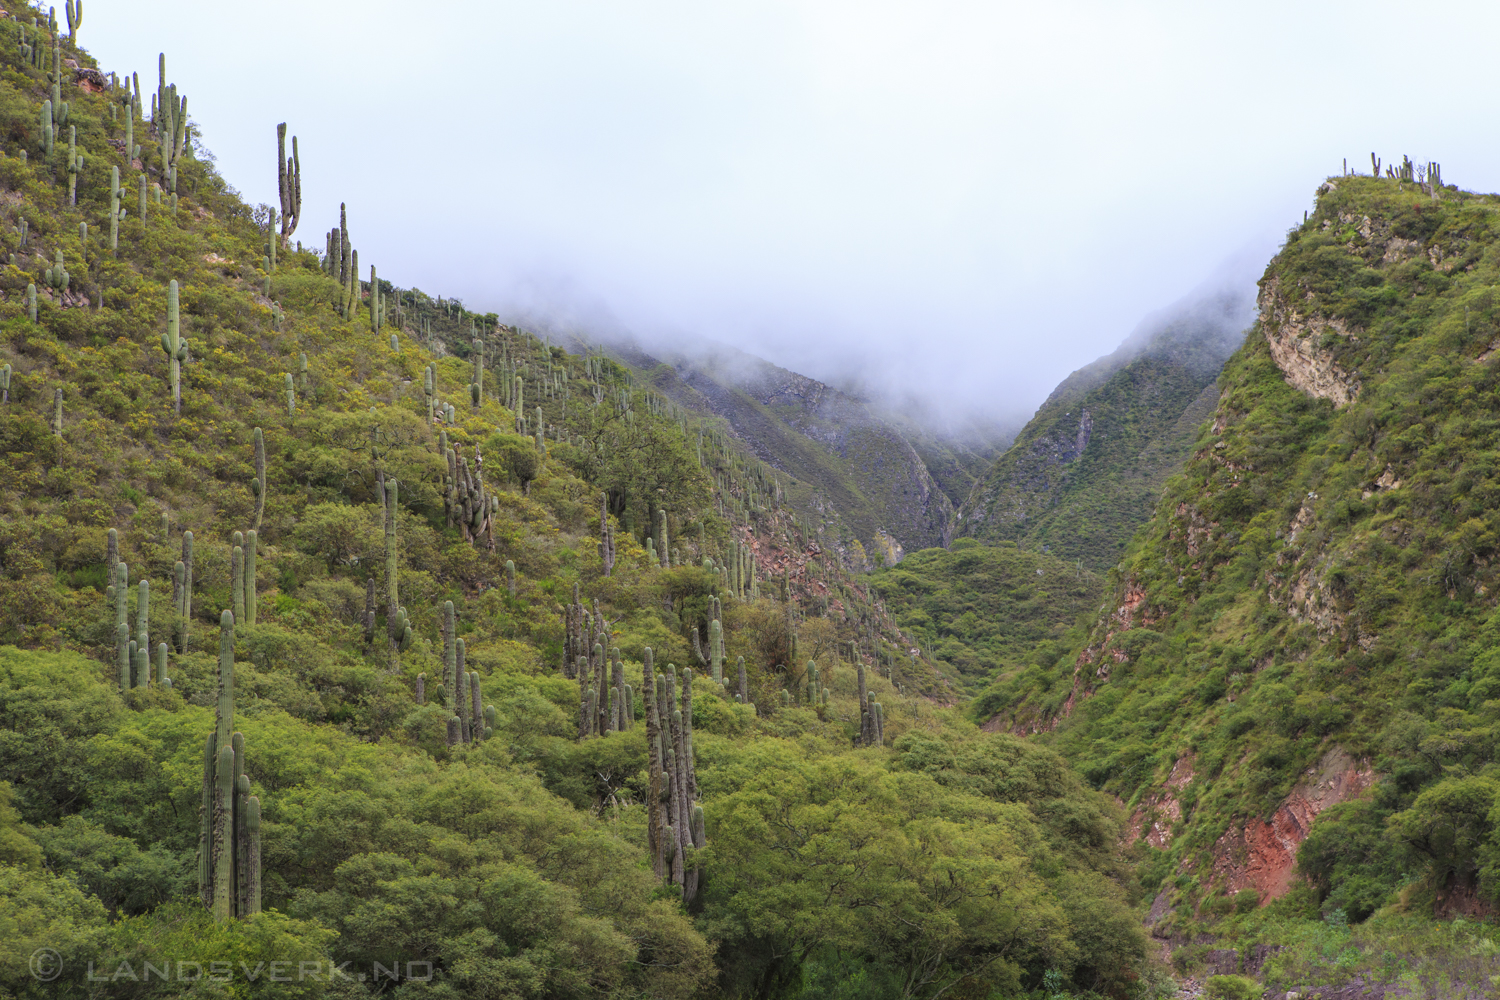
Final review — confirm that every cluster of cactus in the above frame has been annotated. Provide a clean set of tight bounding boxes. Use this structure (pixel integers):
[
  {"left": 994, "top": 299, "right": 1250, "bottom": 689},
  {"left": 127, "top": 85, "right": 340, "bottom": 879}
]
[
  {"left": 158, "top": 280, "right": 187, "bottom": 413},
  {"left": 728, "top": 538, "right": 757, "bottom": 600},
  {"left": 598, "top": 493, "right": 616, "bottom": 577},
  {"left": 440, "top": 439, "right": 496, "bottom": 545},
  {"left": 154, "top": 54, "right": 188, "bottom": 182},
  {"left": 439, "top": 601, "right": 492, "bottom": 744},
  {"left": 110, "top": 556, "right": 170, "bottom": 691},
  {"left": 17, "top": 22, "right": 42, "bottom": 69},
  {"left": 275, "top": 123, "right": 300, "bottom": 239},
  {"left": 571, "top": 596, "right": 633, "bottom": 737},
  {"left": 690, "top": 596, "right": 728, "bottom": 688},
  {"left": 198, "top": 610, "right": 262, "bottom": 922},
  {"left": 383, "top": 479, "right": 410, "bottom": 671},
  {"left": 644, "top": 648, "right": 705, "bottom": 900},
  {"left": 324, "top": 205, "right": 358, "bottom": 319},
  {"left": 120, "top": 78, "right": 141, "bottom": 165},
  {"left": 43, "top": 249, "right": 68, "bottom": 294},
  {"left": 229, "top": 529, "right": 257, "bottom": 626}
]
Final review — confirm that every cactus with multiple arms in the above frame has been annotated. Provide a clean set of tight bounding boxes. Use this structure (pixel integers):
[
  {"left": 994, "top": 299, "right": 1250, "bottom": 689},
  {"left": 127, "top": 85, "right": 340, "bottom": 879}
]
[{"left": 276, "top": 124, "right": 300, "bottom": 238}]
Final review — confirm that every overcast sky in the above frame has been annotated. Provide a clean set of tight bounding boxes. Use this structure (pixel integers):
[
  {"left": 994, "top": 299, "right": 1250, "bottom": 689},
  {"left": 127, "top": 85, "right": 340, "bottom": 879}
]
[{"left": 81, "top": 0, "right": 1500, "bottom": 429}]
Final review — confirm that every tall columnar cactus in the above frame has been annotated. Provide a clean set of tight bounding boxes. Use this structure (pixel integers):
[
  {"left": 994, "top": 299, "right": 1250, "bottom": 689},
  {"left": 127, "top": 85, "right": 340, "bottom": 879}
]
[
  {"left": 470, "top": 337, "right": 483, "bottom": 409},
  {"left": 1, "top": 363, "right": 10, "bottom": 403},
  {"left": 109, "top": 166, "right": 122, "bottom": 253},
  {"left": 40, "top": 99, "right": 53, "bottom": 161},
  {"left": 231, "top": 534, "right": 244, "bottom": 624},
  {"left": 369, "top": 264, "right": 380, "bottom": 334},
  {"left": 199, "top": 610, "right": 261, "bottom": 922},
  {"left": 737, "top": 655, "right": 747, "bottom": 703},
  {"left": 275, "top": 123, "right": 300, "bottom": 239},
  {"left": 285, "top": 373, "right": 295, "bottom": 416},
  {"left": 155, "top": 55, "right": 188, "bottom": 181},
  {"left": 114, "top": 563, "right": 129, "bottom": 691},
  {"left": 857, "top": 657, "right": 870, "bottom": 745},
  {"left": 384, "top": 479, "right": 402, "bottom": 672},
  {"left": 709, "top": 602, "right": 724, "bottom": 684},
  {"left": 506, "top": 560, "right": 516, "bottom": 596},
  {"left": 65, "top": 126, "right": 81, "bottom": 206},
  {"left": 65, "top": 0, "right": 81, "bottom": 41},
  {"left": 157, "top": 642, "right": 170, "bottom": 690},
  {"left": 299, "top": 353, "right": 308, "bottom": 392},
  {"left": 442, "top": 599, "right": 456, "bottom": 708},
  {"left": 135, "top": 579, "right": 150, "bottom": 685},
  {"left": 244, "top": 530, "right": 257, "bottom": 626},
  {"left": 178, "top": 531, "right": 194, "bottom": 651},
  {"left": 51, "top": 386, "right": 62, "bottom": 437},
  {"left": 250, "top": 428, "right": 266, "bottom": 531},
  {"left": 160, "top": 280, "right": 186, "bottom": 414},
  {"left": 28, "top": 283, "right": 37, "bottom": 324},
  {"left": 598, "top": 493, "right": 615, "bottom": 577},
  {"left": 106, "top": 527, "right": 119, "bottom": 583},
  {"left": 423, "top": 365, "right": 434, "bottom": 423},
  {"left": 658, "top": 509, "right": 669, "bottom": 569}
]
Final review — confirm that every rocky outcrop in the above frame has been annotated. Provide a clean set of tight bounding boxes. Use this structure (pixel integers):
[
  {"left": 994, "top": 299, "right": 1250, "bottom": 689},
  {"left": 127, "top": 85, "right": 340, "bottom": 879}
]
[
  {"left": 1258, "top": 277, "right": 1361, "bottom": 407},
  {"left": 1210, "top": 747, "right": 1374, "bottom": 904}
]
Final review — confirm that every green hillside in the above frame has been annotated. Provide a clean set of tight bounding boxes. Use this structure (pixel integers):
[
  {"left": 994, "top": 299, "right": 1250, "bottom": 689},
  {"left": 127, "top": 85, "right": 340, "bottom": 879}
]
[
  {"left": 870, "top": 538, "right": 1103, "bottom": 688},
  {"left": 957, "top": 295, "right": 1245, "bottom": 571},
  {"left": 977, "top": 170, "right": 1500, "bottom": 988},
  {"left": 0, "top": 7, "right": 1151, "bottom": 999}
]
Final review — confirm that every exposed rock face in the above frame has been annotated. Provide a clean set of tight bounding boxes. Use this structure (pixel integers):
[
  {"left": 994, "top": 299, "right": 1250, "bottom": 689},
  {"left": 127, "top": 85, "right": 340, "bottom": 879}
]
[
  {"left": 1210, "top": 747, "right": 1374, "bottom": 904},
  {"left": 1258, "top": 277, "right": 1361, "bottom": 407}
]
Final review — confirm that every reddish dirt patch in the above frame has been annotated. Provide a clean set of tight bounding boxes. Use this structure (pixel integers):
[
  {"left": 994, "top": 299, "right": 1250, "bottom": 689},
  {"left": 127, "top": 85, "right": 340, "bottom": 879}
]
[{"left": 1211, "top": 748, "right": 1373, "bottom": 904}]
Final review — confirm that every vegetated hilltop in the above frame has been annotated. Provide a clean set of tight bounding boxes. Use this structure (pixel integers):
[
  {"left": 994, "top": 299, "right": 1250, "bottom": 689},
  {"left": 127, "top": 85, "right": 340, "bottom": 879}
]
[
  {"left": 583, "top": 334, "right": 1008, "bottom": 566},
  {"left": 979, "top": 166, "right": 1500, "bottom": 988},
  {"left": 0, "top": 8, "right": 1156, "bottom": 998},
  {"left": 870, "top": 537, "right": 1104, "bottom": 689},
  {"left": 957, "top": 290, "right": 1249, "bottom": 571}
]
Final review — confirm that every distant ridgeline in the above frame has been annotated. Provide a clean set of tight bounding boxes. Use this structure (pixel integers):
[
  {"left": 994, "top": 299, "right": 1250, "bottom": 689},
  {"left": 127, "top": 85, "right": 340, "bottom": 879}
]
[
  {"left": 577, "top": 335, "right": 1008, "bottom": 567},
  {"left": 957, "top": 290, "right": 1250, "bottom": 571},
  {"left": 0, "top": 6, "right": 1170, "bottom": 999}
]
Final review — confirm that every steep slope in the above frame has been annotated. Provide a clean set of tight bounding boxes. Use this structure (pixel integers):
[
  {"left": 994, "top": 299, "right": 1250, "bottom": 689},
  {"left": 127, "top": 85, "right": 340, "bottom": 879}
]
[
  {"left": 580, "top": 335, "right": 1009, "bottom": 563},
  {"left": 0, "top": 11, "right": 1152, "bottom": 999},
  {"left": 958, "top": 291, "right": 1249, "bottom": 570},
  {"left": 870, "top": 537, "right": 1103, "bottom": 687},
  {"left": 982, "top": 173, "right": 1500, "bottom": 945}
]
